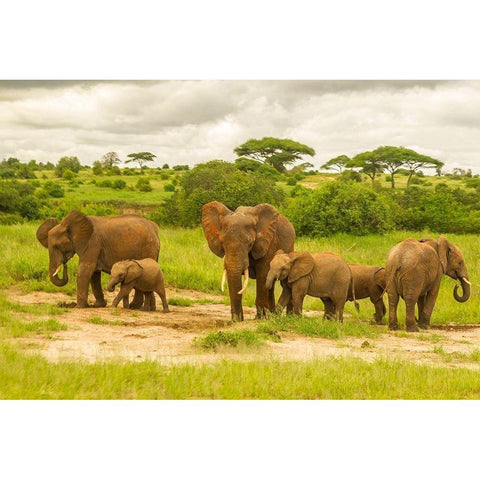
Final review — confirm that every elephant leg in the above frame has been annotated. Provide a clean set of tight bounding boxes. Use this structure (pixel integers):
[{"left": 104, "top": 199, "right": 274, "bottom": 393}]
[
  {"left": 335, "top": 300, "right": 345, "bottom": 323},
  {"left": 156, "top": 286, "right": 170, "bottom": 313},
  {"left": 404, "top": 294, "right": 419, "bottom": 332},
  {"left": 322, "top": 298, "right": 335, "bottom": 320},
  {"left": 91, "top": 271, "right": 107, "bottom": 308},
  {"left": 142, "top": 292, "right": 153, "bottom": 311},
  {"left": 255, "top": 273, "right": 273, "bottom": 318},
  {"left": 122, "top": 294, "right": 130, "bottom": 309},
  {"left": 129, "top": 288, "right": 144, "bottom": 309},
  {"left": 76, "top": 263, "right": 95, "bottom": 308},
  {"left": 372, "top": 297, "right": 386, "bottom": 324},
  {"left": 291, "top": 279, "right": 308, "bottom": 315},
  {"left": 388, "top": 291, "right": 400, "bottom": 330},
  {"left": 112, "top": 283, "right": 134, "bottom": 308},
  {"left": 277, "top": 284, "right": 292, "bottom": 314},
  {"left": 419, "top": 287, "right": 440, "bottom": 328}
]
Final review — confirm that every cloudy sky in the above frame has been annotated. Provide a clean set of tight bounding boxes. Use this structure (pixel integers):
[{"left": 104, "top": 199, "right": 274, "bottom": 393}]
[{"left": 1, "top": 80, "right": 479, "bottom": 173}]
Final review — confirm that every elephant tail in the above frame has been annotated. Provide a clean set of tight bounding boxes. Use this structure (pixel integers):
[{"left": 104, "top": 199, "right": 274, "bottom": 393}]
[{"left": 349, "top": 268, "right": 360, "bottom": 312}]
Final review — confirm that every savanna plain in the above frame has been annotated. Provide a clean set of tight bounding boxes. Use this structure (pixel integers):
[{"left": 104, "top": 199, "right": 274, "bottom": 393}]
[{"left": 2, "top": 223, "right": 480, "bottom": 399}]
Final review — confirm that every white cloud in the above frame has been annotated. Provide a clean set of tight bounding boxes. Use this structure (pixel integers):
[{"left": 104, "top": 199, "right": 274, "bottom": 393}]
[{"left": 0, "top": 80, "right": 479, "bottom": 172}]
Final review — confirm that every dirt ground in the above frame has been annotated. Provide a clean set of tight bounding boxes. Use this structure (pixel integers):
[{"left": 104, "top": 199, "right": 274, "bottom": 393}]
[{"left": 6, "top": 288, "right": 480, "bottom": 369}]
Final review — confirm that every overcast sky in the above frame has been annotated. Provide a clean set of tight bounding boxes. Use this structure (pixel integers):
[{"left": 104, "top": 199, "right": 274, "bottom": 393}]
[{"left": 1, "top": 80, "right": 479, "bottom": 173}]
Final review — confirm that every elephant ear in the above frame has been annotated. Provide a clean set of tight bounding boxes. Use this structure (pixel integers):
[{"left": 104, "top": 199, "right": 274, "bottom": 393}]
[
  {"left": 62, "top": 210, "right": 93, "bottom": 256},
  {"left": 374, "top": 267, "right": 386, "bottom": 289},
  {"left": 36, "top": 218, "right": 59, "bottom": 248},
  {"left": 251, "top": 204, "right": 279, "bottom": 260},
  {"left": 437, "top": 236, "right": 451, "bottom": 274},
  {"left": 201, "top": 201, "right": 232, "bottom": 258},
  {"left": 288, "top": 252, "right": 314, "bottom": 284},
  {"left": 125, "top": 261, "right": 143, "bottom": 283}
]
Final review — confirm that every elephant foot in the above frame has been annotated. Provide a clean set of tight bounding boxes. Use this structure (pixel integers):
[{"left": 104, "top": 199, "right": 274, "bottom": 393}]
[
  {"left": 232, "top": 313, "right": 244, "bottom": 322},
  {"left": 374, "top": 318, "right": 385, "bottom": 326},
  {"left": 76, "top": 301, "right": 90, "bottom": 309},
  {"left": 93, "top": 299, "right": 107, "bottom": 308},
  {"left": 418, "top": 323, "right": 430, "bottom": 330},
  {"left": 406, "top": 323, "right": 419, "bottom": 332},
  {"left": 388, "top": 322, "right": 399, "bottom": 331},
  {"left": 162, "top": 308, "right": 171, "bottom": 314},
  {"left": 128, "top": 302, "right": 143, "bottom": 310}
]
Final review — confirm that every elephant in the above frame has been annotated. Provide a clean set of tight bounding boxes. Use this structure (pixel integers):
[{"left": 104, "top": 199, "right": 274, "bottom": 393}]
[
  {"left": 385, "top": 236, "right": 470, "bottom": 332},
  {"left": 348, "top": 264, "right": 386, "bottom": 324},
  {"left": 266, "top": 250, "right": 353, "bottom": 321},
  {"left": 107, "top": 258, "right": 169, "bottom": 312},
  {"left": 202, "top": 201, "right": 295, "bottom": 321},
  {"left": 36, "top": 210, "right": 160, "bottom": 308}
]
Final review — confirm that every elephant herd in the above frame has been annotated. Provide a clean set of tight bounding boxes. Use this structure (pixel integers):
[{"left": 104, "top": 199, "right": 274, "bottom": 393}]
[{"left": 36, "top": 202, "right": 471, "bottom": 332}]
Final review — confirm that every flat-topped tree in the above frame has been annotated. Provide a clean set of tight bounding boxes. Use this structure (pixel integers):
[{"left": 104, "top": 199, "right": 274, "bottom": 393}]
[
  {"left": 374, "top": 146, "right": 405, "bottom": 189},
  {"left": 349, "top": 150, "right": 385, "bottom": 187},
  {"left": 125, "top": 152, "right": 156, "bottom": 170},
  {"left": 234, "top": 137, "right": 315, "bottom": 173},
  {"left": 321, "top": 155, "right": 351, "bottom": 172},
  {"left": 399, "top": 148, "right": 444, "bottom": 186}
]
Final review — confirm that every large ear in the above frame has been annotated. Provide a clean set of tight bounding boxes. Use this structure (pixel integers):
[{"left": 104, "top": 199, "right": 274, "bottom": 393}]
[
  {"left": 201, "top": 201, "right": 232, "bottom": 258},
  {"left": 36, "top": 218, "right": 59, "bottom": 248},
  {"left": 288, "top": 252, "right": 314, "bottom": 283},
  {"left": 125, "top": 261, "right": 143, "bottom": 283},
  {"left": 251, "top": 204, "right": 280, "bottom": 260},
  {"left": 437, "top": 236, "right": 450, "bottom": 273},
  {"left": 374, "top": 267, "right": 386, "bottom": 289},
  {"left": 62, "top": 210, "right": 93, "bottom": 256}
]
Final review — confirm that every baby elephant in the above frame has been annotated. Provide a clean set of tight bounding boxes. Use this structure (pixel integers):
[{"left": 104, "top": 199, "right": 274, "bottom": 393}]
[
  {"left": 266, "top": 250, "right": 353, "bottom": 321},
  {"left": 107, "top": 258, "right": 170, "bottom": 312},
  {"left": 348, "top": 264, "right": 386, "bottom": 324}
]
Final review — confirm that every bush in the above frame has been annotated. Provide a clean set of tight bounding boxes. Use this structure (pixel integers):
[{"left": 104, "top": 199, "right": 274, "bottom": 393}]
[
  {"left": 338, "top": 170, "right": 363, "bottom": 183},
  {"left": 152, "top": 160, "right": 285, "bottom": 227},
  {"left": 287, "top": 182, "right": 394, "bottom": 236},
  {"left": 42, "top": 181, "right": 65, "bottom": 198},
  {"left": 98, "top": 180, "right": 113, "bottom": 188},
  {"left": 286, "top": 177, "right": 297, "bottom": 186},
  {"left": 62, "top": 169, "right": 76, "bottom": 180},
  {"left": 106, "top": 166, "right": 121, "bottom": 176},
  {"left": 164, "top": 183, "right": 176, "bottom": 192},
  {"left": 55, "top": 157, "right": 81, "bottom": 177},
  {"left": 112, "top": 179, "right": 127, "bottom": 190},
  {"left": 136, "top": 178, "right": 152, "bottom": 192},
  {"left": 0, "top": 213, "right": 23, "bottom": 225}
]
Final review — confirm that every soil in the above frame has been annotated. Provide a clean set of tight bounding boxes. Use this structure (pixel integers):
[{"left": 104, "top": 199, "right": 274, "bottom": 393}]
[{"left": 6, "top": 288, "right": 480, "bottom": 369}]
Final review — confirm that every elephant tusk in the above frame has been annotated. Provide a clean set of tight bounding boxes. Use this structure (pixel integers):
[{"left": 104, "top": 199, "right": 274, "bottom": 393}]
[
  {"left": 52, "top": 265, "right": 62, "bottom": 277},
  {"left": 221, "top": 269, "right": 227, "bottom": 292},
  {"left": 462, "top": 277, "right": 472, "bottom": 286},
  {"left": 237, "top": 269, "right": 249, "bottom": 295}
]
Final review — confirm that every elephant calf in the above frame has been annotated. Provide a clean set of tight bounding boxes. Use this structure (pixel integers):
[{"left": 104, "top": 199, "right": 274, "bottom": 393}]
[
  {"left": 266, "top": 250, "right": 353, "bottom": 321},
  {"left": 348, "top": 264, "right": 386, "bottom": 324},
  {"left": 107, "top": 259, "right": 170, "bottom": 312}
]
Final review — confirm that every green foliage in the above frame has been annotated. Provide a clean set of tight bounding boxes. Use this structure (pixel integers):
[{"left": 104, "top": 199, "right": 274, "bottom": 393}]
[
  {"left": 164, "top": 183, "right": 175, "bottom": 192},
  {"left": 101, "top": 152, "right": 121, "bottom": 168},
  {"left": 154, "top": 160, "right": 285, "bottom": 227},
  {"left": 112, "top": 179, "right": 126, "bottom": 190},
  {"left": 55, "top": 156, "right": 81, "bottom": 177},
  {"left": 234, "top": 137, "right": 315, "bottom": 172},
  {"left": 136, "top": 177, "right": 152, "bottom": 192},
  {"left": 42, "top": 181, "right": 65, "bottom": 198},
  {"left": 62, "top": 169, "right": 76, "bottom": 180},
  {"left": 196, "top": 329, "right": 264, "bottom": 350},
  {"left": 287, "top": 181, "right": 394, "bottom": 236},
  {"left": 321, "top": 155, "right": 351, "bottom": 172},
  {"left": 0, "top": 180, "right": 43, "bottom": 220},
  {"left": 92, "top": 160, "right": 103, "bottom": 176},
  {"left": 234, "top": 157, "right": 281, "bottom": 179},
  {"left": 125, "top": 152, "right": 156, "bottom": 169},
  {"left": 286, "top": 177, "right": 297, "bottom": 186}
]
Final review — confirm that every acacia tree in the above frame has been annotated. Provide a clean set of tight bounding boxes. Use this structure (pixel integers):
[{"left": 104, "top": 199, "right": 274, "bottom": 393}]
[
  {"left": 102, "top": 152, "right": 121, "bottom": 168},
  {"left": 349, "top": 151, "right": 385, "bottom": 186},
  {"left": 400, "top": 148, "right": 444, "bottom": 186},
  {"left": 374, "top": 146, "right": 406, "bottom": 189},
  {"left": 234, "top": 137, "right": 315, "bottom": 173},
  {"left": 125, "top": 152, "right": 156, "bottom": 169},
  {"left": 321, "top": 155, "right": 351, "bottom": 172}
]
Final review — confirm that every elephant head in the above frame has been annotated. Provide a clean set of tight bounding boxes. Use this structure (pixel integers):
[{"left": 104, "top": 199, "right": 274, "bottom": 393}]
[
  {"left": 266, "top": 251, "right": 314, "bottom": 289},
  {"left": 106, "top": 260, "right": 143, "bottom": 292},
  {"left": 201, "top": 201, "right": 280, "bottom": 320},
  {"left": 420, "top": 237, "right": 470, "bottom": 302},
  {"left": 36, "top": 210, "right": 93, "bottom": 287}
]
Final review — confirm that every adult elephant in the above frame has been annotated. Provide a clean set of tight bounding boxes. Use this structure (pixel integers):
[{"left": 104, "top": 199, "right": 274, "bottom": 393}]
[
  {"left": 385, "top": 236, "right": 470, "bottom": 331},
  {"left": 36, "top": 210, "right": 160, "bottom": 308},
  {"left": 202, "top": 201, "right": 295, "bottom": 321}
]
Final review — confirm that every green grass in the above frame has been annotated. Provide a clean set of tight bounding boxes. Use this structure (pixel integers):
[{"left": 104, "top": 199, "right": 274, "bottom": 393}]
[
  {"left": 195, "top": 329, "right": 267, "bottom": 350},
  {"left": 257, "top": 314, "right": 380, "bottom": 339},
  {"left": 88, "top": 315, "right": 125, "bottom": 326},
  {"left": 3, "top": 344, "right": 480, "bottom": 398},
  {"left": 432, "top": 346, "right": 480, "bottom": 363}
]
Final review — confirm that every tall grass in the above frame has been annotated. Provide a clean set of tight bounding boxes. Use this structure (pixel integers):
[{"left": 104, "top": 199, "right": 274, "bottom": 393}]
[
  {"left": 1, "top": 224, "right": 479, "bottom": 324},
  {"left": 2, "top": 344, "right": 480, "bottom": 399}
]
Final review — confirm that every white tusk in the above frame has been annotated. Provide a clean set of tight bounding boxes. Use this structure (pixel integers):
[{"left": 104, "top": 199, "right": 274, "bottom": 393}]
[
  {"left": 462, "top": 277, "right": 472, "bottom": 286},
  {"left": 53, "top": 265, "right": 62, "bottom": 277},
  {"left": 221, "top": 269, "right": 227, "bottom": 292},
  {"left": 237, "top": 268, "right": 249, "bottom": 295}
]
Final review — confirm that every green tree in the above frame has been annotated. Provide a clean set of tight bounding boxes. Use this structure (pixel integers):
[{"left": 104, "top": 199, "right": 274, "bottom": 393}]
[
  {"left": 101, "top": 152, "right": 121, "bottom": 168},
  {"left": 349, "top": 150, "right": 385, "bottom": 187},
  {"left": 234, "top": 137, "right": 315, "bottom": 173},
  {"left": 321, "top": 155, "right": 351, "bottom": 172},
  {"left": 399, "top": 148, "right": 444, "bottom": 187},
  {"left": 374, "top": 146, "right": 405, "bottom": 189},
  {"left": 125, "top": 152, "right": 156, "bottom": 169},
  {"left": 55, "top": 156, "right": 81, "bottom": 177}
]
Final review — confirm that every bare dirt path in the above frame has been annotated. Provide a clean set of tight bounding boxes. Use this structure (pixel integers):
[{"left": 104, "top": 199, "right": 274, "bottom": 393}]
[{"left": 6, "top": 288, "right": 480, "bottom": 369}]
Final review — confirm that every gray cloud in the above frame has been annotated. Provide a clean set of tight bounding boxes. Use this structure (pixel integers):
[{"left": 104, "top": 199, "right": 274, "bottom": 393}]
[{"left": 0, "top": 80, "right": 479, "bottom": 172}]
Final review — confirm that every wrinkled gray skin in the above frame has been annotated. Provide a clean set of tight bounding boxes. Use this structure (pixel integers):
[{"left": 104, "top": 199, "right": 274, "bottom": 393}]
[
  {"left": 386, "top": 236, "right": 470, "bottom": 332},
  {"left": 348, "top": 264, "right": 386, "bottom": 324},
  {"left": 266, "top": 250, "right": 352, "bottom": 321},
  {"left": 107, "top": 258, "right": 169, "bottom": 312},
  {"left": 36, "top": 210, "right": 159, "bottom": 308}
]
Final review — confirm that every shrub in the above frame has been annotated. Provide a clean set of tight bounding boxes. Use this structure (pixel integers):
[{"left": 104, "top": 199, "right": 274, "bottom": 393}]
[
  {"left": 286, "top": 177, "right": 297, "bottom": 186},
  {"left": 42, "top": 181, "right": 65, "bottom": 198},
  {"left": 136, "top": 178, "right": 152, "bottom": 192},
  {"left": 62, "top": 169, "right": 76, "bottom": 180},
  {"left": 92, "top": 161, "right": 103, "bottom": 176},
  {"left": 112, "top": 179, "right": 127, "bottom": 190},
  {"left": 55, "top": 157, "right": 81, "bottom": 177},
  {"left": 287, "top": 182, "right": 394, "bottom": 236},
  {"left": 0, "top": 213, "right": 23, "bottom": 225},
  {"left": 164, "top": 183, "right": 176, "bottom": 192},
  {"left": 162, "top": 164, "right": 170, "bottom": 169},
  {"left": 98, "top": 180, "right": 113, "bottom": 188}
]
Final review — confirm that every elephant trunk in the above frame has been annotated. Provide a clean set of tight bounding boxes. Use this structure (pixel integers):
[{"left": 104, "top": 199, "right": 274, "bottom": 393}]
[
  {"left": 265, "top": 270, "right": 276, "bottom": 290},
  {"left": 106, "top": 279, "right": 117, "bottom": 292},
  {"left": 49, "top": 263, "right": 68, "bottom": 287},
  {"left": 226, "top": 268, "right": 245, "bottom": 321},
  {"left": 453, "top": 276, "right": 471, "bottom": 303}
]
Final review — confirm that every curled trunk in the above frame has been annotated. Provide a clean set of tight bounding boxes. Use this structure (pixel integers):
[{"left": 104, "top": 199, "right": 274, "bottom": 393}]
[
  {"left": 453, "top": 277, "right": 470, "bottom": 303},
  {"left": 49, "top": 263, "right": 69, "bottom": 287}
]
